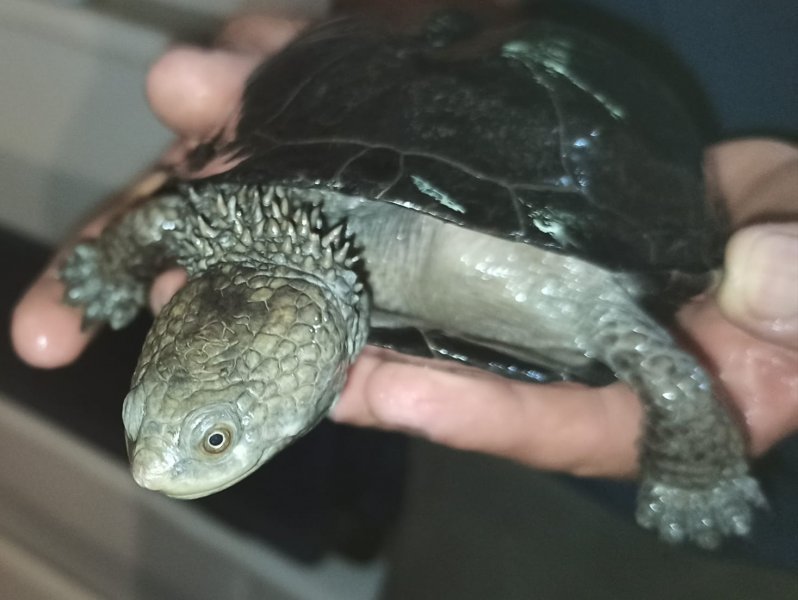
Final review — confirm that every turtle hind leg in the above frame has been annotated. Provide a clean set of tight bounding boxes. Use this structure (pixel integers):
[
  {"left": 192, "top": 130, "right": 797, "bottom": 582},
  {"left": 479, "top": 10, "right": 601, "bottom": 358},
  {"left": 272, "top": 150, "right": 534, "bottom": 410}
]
[{"left": 581, "top": 303, "right": 766, "bottom": 548}]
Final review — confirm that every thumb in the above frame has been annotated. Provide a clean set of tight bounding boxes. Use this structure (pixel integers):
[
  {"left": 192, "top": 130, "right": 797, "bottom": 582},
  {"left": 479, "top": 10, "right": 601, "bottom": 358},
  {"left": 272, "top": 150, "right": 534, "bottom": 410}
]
[{"left": 717, "top": 223, "right": 798, "bottom": 350}]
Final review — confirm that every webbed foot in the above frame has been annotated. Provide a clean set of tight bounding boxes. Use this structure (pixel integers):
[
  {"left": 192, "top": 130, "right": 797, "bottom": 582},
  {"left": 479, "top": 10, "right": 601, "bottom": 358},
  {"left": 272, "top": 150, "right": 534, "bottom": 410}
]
[
  {"left": 61, "top": 242, "right": 146, "bottom": 329},
  {"left": 636, "top": 475, "right": 767, "bottom": 549}
]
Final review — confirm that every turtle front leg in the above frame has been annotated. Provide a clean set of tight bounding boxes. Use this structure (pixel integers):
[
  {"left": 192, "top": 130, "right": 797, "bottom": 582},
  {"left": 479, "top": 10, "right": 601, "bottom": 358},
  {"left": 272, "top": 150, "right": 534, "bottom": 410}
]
[
  {"left": 61, "top": 192, "right": 189, "bottom": 329},
  {"left": 581, "top": 304, "right": 766, "bottom": 548}
]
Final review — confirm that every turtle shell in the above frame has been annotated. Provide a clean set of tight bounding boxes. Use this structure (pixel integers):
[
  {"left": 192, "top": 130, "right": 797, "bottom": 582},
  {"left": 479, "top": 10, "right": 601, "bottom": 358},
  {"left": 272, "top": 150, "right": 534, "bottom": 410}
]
[{"left": 201, "top": 15, "right": 725, "bottom": 275}]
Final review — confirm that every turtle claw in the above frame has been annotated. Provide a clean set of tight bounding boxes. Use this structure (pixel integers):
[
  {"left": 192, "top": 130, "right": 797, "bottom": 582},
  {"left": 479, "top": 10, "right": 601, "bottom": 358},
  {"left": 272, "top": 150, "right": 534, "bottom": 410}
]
[
  {"left": 636, "top": 475, "right": 767, "bottom": 549},
  {"left": 61, "top": 242, "right": 146, "bottom": 330}
]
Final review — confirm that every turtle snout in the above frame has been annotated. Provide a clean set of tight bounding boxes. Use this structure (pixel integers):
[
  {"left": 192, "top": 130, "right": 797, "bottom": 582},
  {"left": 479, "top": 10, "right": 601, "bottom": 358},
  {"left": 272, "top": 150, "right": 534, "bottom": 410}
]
[{"left": 130, "top": 447, "right": 175, "bottom": 492}]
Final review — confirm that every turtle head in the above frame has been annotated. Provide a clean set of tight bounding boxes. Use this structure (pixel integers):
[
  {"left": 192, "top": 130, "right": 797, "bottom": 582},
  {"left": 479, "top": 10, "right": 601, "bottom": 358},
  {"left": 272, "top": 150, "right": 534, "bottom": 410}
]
[
  {"left": 124, "top": 386, "right": 267, "bottom": 499},
  {"left": 122, "top": 262, "right": 367, "bottom": 498}
]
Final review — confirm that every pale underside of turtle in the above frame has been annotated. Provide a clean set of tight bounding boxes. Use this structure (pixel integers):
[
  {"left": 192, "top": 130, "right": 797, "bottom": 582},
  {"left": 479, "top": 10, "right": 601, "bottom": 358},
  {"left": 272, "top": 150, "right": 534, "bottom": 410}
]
[{"left": 61, "top": 14, "right": 765, "bottom": 548}]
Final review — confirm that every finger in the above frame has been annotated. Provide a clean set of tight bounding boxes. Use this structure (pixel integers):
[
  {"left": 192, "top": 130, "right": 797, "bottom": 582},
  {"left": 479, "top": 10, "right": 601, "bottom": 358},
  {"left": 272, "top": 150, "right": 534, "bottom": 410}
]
[
  {"left": 146, "top": 47, "right": 261, "bottom": 138},
  {"left": 147, "top": 15, "right": 307, "bottom": 139},
  {"left": 678, "top": 300, "right": 798, "bottom": 454},
  {"left": 149, "top": 269, "right": 188, "bottom": 314},
  {"left": 716, "top": 223, "right": 798, "bottom": 350},
  {"left": 11, "top": 269, "right": 95, "bottom": 369},
  {"left": 11, "top": 170, "right": 169, "bottom": 368},
  {"left": 334, "top": 295, "right": 798, "bottom": 477},
  {"left": 334, "top": 350, "right": 642, "bottom": 478}
]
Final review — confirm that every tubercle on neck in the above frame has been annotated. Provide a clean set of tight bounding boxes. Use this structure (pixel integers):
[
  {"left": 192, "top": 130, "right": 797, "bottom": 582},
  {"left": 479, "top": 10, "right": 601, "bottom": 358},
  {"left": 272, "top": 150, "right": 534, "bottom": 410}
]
[
  {"left": 174, "top": 184, "right": 359, "bottom": 281},
  {"left": 173, "top": 183, "right": 370, "bottom": 357}
]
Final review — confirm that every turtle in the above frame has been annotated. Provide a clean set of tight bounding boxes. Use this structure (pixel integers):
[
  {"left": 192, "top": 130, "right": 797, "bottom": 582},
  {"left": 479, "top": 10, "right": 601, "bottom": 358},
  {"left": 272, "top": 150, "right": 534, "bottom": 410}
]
[{"left": 60, "top": 13, "right": 765, "bottom": 549}]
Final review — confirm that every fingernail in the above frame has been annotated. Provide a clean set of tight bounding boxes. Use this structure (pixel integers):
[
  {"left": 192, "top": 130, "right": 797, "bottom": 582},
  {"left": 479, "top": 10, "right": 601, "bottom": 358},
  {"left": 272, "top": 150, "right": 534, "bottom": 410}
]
[{"left": 739, "top": 228, "right": 798, "bottom": 323}]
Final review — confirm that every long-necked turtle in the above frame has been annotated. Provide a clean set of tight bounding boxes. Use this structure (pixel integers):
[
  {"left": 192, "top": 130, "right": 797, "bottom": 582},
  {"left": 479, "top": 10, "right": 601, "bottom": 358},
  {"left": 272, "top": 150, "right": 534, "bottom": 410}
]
[{"left": 60, "top": 14, "right": 764, "bottom": 548}]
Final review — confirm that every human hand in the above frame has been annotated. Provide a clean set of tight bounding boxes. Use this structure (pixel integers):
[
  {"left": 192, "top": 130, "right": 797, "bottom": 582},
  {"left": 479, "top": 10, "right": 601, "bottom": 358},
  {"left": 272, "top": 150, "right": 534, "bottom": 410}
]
[{"left": 11, "top": 15, "right": 798, "bottom": 481}]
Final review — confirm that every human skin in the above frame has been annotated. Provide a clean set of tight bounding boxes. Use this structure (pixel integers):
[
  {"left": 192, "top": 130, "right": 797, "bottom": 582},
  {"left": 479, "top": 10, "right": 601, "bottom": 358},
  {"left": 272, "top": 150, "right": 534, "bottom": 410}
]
[{"left": 11, "top": 15, "right": 798, "bottom": 480}]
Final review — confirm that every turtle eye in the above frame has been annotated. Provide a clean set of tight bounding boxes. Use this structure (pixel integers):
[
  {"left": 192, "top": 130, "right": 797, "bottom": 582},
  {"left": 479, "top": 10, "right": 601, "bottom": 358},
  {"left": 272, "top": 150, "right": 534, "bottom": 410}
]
[{"left": 202, "top": 427, "right": 232, "bottom": 454}]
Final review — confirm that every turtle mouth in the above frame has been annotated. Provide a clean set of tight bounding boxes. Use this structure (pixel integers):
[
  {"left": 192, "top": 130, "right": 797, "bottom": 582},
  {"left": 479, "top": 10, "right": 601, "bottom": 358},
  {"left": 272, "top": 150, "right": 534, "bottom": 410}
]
[
  {"left": 158, "top": 462, "right": 262, "bottom": 500},
  {"left": 158, "top": 440, "right": 288, "bottom": 499},
  {"left": 128, "top": 442, "right": 265, "bottom": 500},
  {"left": 125, "top": 435, "right": 134, "bottom": 461}
]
